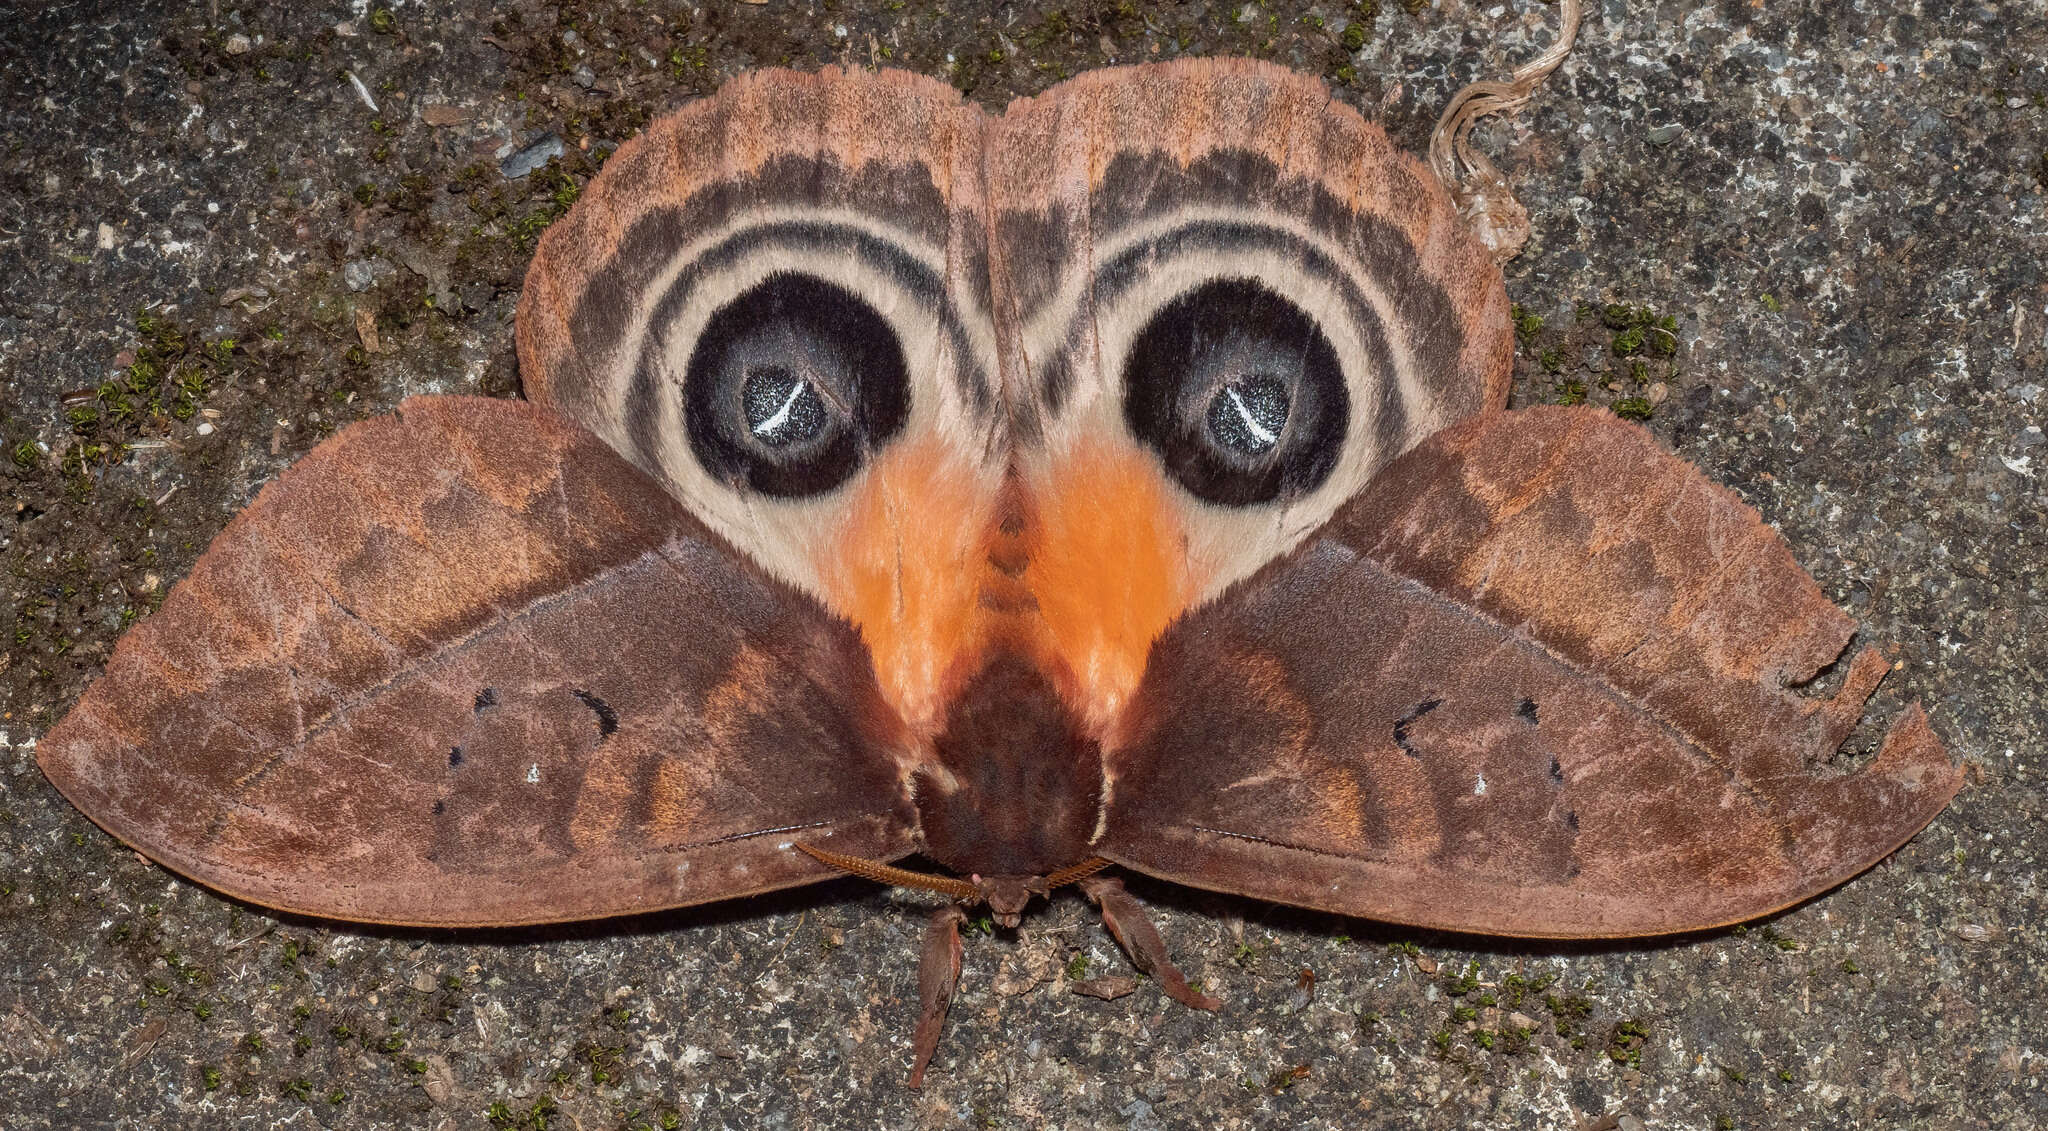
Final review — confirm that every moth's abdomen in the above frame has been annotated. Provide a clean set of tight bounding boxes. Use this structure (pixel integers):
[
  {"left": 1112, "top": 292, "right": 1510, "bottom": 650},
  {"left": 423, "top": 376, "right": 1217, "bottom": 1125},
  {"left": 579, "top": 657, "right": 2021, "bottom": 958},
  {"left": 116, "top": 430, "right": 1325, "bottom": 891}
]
[{"left": 914, "top": 652, "right": 1105, "bottom": 878}]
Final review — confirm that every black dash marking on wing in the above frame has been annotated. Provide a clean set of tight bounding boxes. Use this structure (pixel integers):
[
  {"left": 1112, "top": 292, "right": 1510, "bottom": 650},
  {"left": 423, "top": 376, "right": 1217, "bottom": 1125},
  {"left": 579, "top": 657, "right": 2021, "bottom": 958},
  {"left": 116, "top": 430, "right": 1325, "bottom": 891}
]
[
  {"left": 572, "top": 689, "right": 619, "bottom": 738},
  {"left": 474, "top": 687, "right": 498, "bottom": 712},
  {"left": 665, "top": 819, "right": 839, "bottom": 852},
  {"left": 1517, "top": 697, "right": 1539, "bottom": 725},
  {"left": 1392, "top": 697, "right": 1444, "bottom": 758},
  {"left": 448, "top": 746, "right": 464, "bottom": 769}
]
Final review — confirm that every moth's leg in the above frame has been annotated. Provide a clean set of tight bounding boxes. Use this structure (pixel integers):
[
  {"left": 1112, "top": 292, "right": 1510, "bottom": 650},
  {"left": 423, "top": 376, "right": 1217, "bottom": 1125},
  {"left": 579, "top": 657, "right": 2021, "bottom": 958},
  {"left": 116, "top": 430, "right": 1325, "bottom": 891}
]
[
  {"left": 909, "top": 905, "right": 969, "bottom": 1088},
  {"left": 1080, "top": 875, "right": 1221, "bottom": 1011}
]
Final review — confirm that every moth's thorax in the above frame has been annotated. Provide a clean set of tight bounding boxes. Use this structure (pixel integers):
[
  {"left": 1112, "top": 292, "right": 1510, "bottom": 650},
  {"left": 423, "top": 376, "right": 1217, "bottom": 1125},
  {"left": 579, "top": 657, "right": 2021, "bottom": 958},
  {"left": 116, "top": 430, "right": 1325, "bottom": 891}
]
[
  {"left": 912, "top": 651, "right": 1105, "bottom": 879},
  {"left": 821, "top": 441, "right": 1201, "bottom": 741}
]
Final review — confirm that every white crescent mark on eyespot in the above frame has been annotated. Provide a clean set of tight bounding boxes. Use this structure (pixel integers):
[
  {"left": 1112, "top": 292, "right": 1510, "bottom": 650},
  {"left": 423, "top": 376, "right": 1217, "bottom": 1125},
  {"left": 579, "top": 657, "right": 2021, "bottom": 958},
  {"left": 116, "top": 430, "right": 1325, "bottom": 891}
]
[
  {"left": 752, "top": 379, "right": 809, "bottom": 437},
  {"left": 1223, "top": 385, "right": 1280, "bottom": 448}
]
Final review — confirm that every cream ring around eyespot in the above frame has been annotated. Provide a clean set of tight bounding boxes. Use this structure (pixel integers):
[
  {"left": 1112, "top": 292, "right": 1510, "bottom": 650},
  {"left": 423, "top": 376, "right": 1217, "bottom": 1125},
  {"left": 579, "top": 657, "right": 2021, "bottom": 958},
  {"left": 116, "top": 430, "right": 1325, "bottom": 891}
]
[
  {"left": 572, "top": 205, "right": 998, "bottom": 450},
  {"left": 1016, "top": 214, "right": 1443, "bottom": 602},
  {"left": 578, "top": 209, "right": 1002, "bottom": 600}
]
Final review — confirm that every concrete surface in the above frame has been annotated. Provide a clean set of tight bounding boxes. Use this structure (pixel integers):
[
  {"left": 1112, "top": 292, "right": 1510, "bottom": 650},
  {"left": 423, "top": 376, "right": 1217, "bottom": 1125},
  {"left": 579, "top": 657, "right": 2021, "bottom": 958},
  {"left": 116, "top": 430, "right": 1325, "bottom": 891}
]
[{"left": 0, "top": 1, "right": 2041, "bottom": 1128}]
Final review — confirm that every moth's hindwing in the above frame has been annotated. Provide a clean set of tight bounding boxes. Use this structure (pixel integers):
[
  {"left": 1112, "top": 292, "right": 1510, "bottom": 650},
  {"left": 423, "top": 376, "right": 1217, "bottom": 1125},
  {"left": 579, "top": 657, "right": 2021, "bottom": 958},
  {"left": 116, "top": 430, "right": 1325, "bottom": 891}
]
[
  {"left": 1099, "top": 407, "right": 1960, "bottom": 937},
  {"left": 37, "top": 397, "right": 918, "bottom": 926}
]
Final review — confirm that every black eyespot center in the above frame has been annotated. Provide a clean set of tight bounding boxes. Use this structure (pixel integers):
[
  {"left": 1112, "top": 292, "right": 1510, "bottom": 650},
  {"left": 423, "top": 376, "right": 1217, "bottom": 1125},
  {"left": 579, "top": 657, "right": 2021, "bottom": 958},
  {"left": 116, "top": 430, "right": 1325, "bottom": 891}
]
[
  {"left": 684, "top": 272, "right": 909, "bottom": 498},
  {"left": 1122, "top": 277, "right": 1347, "bottom": 507}
]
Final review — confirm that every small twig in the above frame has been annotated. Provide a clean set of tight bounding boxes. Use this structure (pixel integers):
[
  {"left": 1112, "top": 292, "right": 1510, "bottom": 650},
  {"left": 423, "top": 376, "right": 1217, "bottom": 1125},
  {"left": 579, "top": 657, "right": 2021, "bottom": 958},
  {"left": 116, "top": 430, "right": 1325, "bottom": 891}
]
[
  {"left": 122, "top": 1016, "right": 169, "bottom": 1067},
  {"left": 221, "top": 923, "right": 276, "bottom": 951},
  {"left": 759, "top": 910, "right": 807, "bottom": 978},
  {"left": 346, "top": 70, "right": 380, "bottom": 113}
]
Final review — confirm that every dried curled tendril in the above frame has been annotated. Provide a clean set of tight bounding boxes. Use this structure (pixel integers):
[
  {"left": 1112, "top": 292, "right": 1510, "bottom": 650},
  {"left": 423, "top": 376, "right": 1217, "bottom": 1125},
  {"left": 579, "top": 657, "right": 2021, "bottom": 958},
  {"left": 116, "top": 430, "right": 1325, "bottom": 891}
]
[{"left": 1427, "top": 0, "right": 1584, "bottom": 263}]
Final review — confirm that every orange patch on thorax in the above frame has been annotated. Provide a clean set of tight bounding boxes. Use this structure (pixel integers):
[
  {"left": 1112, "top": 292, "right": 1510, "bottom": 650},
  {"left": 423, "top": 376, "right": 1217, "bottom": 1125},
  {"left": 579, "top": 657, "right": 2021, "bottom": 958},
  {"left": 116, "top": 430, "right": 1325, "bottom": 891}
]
[
  {"left": 1020, "top": 440, "right": 1200, "bottom": 734},
  {"left": 819, "top": 437, "right": 997, "bottom": 738},
  {"left": 822, "top": 435, "right": 1201, "bottom": 741}
]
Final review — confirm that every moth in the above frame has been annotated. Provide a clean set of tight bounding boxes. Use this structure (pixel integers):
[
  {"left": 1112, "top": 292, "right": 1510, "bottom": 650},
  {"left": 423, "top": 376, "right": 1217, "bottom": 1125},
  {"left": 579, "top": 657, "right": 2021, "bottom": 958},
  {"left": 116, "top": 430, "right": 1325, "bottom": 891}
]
[{"left": 40, "top": 60, "right": 1961, "bottom": 1086}]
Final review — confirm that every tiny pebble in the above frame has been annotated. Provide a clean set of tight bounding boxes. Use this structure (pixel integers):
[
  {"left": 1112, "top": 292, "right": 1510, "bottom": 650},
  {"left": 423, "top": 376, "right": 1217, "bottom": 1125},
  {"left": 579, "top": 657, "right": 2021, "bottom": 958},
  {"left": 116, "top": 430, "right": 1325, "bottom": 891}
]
[
  {"left": 1070, "top": 975, "right": 1139, "bottom": 1000},
  {"left": 195, "top": 422, "right": 214, "bottom": 436},
  {"left": 421, "top": 1055, "right": 455, "bottom": 1105},
  {"left": 500, "top": 132, "right": 564, "bottom": 179},
  {"left": 343, "top": 259, "right": 378, "bottom": 292}
]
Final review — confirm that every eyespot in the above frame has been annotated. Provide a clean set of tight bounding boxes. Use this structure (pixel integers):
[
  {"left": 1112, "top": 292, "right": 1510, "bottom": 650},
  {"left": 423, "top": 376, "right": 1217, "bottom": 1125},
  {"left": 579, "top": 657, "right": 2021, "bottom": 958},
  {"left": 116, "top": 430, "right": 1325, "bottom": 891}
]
[
  {"left": 1121, "top": 278, "right": 1347, "bottom": 506},
  {"left": 684, "top": 272, "right": 910, "bottom": 498}
]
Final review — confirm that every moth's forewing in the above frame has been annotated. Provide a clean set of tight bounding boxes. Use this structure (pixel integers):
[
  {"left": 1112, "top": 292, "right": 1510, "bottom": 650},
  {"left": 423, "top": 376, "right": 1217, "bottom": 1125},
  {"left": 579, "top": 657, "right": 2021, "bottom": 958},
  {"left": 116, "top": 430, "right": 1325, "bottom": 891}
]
[
  {"left": 37, "top": 397, "right": 917, "bottom": 927},
  {"left": 972, "top": 59, "right": 1520, "bottom": 742},
  {"left": 518, "top": 65, "right": 992, "bottom": 438},
  {"left": 1101, "top": 406, "right": 1958, "bottom": 938},
  {"left": 514, "top": 66, "right": 1009, "bottom": 739}
]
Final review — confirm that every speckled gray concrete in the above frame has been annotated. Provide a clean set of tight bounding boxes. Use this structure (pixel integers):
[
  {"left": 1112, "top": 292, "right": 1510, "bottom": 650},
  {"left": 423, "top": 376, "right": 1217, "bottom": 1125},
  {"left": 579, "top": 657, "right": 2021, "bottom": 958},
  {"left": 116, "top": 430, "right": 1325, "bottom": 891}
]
[{"left": 1, "top": 2, "right": 2041, "bottom": 1129}]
